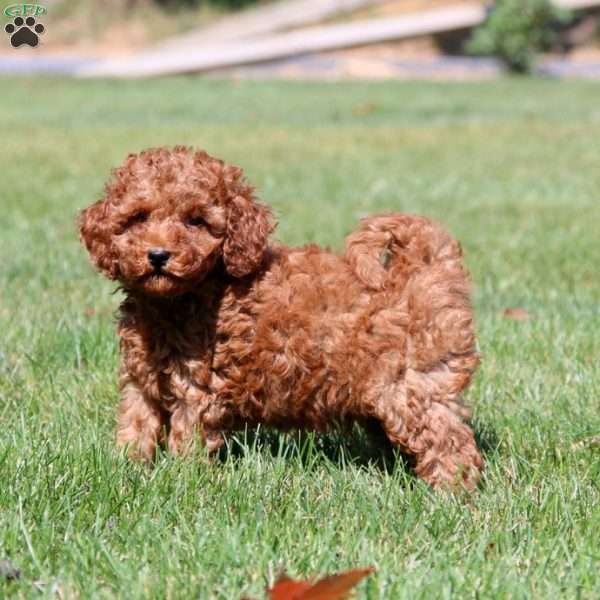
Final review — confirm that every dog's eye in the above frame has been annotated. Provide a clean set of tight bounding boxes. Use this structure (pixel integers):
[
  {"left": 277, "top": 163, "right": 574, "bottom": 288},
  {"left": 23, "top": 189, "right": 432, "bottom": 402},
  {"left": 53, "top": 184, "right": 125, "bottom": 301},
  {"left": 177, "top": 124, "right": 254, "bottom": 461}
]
[
  {"left": 186, "top": 216, "right": 205, "bottom": 227},
  {"left": 124, "top": 212, "right": 148, "bottom": 228}
]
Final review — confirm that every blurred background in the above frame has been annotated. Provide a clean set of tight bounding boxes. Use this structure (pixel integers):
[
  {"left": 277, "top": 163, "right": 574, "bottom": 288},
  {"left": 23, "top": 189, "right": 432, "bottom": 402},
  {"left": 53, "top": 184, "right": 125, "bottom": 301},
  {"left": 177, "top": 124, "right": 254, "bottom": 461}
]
[{"left": 3, "top": 0, "right": 600, "bottom": 78}]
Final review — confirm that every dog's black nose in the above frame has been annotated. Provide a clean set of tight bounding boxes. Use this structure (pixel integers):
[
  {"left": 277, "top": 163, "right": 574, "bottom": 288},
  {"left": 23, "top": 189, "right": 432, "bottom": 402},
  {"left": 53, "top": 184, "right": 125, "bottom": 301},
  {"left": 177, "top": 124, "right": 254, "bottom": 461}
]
[{"left": 148, "top": 249, "right": 171, "bottom": 268}]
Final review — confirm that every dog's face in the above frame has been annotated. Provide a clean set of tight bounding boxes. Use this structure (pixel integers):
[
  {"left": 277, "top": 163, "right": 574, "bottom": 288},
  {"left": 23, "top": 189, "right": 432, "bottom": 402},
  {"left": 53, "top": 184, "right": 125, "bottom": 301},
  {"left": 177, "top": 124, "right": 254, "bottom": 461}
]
[{"left": 79, "top": 147, "right": 273, "bottom": 297}]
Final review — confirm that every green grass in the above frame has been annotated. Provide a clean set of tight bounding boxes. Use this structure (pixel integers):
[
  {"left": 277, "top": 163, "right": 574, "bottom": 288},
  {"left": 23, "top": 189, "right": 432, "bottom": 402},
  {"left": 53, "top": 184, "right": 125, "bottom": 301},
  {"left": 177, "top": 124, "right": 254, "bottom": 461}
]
[{"left": 1, "top": 76, "right": 600, "bottom": 599}]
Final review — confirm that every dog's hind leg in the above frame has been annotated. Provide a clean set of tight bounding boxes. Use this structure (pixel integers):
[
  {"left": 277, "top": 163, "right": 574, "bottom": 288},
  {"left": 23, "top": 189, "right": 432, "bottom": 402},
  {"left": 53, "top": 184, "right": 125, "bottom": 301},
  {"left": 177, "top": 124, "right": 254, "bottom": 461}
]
[
  {"left": 375, "top": 355, "right": 483, "bottom": 491},
  {"left": 365, "top": 220, "right": 483, "bottom": 489}
]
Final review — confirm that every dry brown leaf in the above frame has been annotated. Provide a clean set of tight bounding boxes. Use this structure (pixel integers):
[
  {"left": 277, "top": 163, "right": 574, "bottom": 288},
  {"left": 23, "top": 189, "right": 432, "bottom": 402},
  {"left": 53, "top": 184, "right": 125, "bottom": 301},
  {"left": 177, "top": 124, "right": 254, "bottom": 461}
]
[
  {"left": 352, "top": 102, "right": 378, "bottom": 117},
  {"left": 267, "top": 575, "right": 313, "bottom": 599},
  {"left": 502, "top": 308, "right": 530, "bottom": 321},
  {"left": 267, "top": 568, "right": 374, "bottom": 600}
]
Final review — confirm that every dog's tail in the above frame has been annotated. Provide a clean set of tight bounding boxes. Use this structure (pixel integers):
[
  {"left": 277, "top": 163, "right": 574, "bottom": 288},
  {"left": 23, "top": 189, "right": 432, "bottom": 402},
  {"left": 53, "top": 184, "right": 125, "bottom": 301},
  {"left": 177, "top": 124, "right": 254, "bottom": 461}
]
[
  {"left": 344, "top": 214, "right": 478, "bottom": 387},
  {"left": 344, "top": 213, "right": 464, "bottom": 292}
]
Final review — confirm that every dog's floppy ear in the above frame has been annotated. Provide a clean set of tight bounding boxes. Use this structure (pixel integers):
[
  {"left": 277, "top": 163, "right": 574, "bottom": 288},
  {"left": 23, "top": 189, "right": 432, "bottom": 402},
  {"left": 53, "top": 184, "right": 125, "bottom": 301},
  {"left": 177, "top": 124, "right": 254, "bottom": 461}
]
[
  {"left": 223, "top": 195, "right": 273, "bottom": 277},
  {"left": 222, "top": 168, "right": 274, "bottom": 277},
  {"left": 78, "top": 198, "right": 119, "bottom": 280}
]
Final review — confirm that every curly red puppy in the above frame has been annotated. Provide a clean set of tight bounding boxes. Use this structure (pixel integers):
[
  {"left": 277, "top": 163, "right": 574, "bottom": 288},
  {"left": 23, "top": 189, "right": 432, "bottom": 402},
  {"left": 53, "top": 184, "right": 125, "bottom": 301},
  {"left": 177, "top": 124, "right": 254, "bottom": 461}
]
[{"left": 79, "top": 146, "right": 483, "bottom": 490}]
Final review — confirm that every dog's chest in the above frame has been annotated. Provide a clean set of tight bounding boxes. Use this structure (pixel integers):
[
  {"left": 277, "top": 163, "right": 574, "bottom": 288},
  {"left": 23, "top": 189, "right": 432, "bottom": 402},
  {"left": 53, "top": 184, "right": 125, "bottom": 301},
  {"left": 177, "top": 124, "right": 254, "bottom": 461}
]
[
  {"left": 121, "top": 308, "right": 217, "bottom": 407},
  {"left": 157, "top": 342, "right": 212, "bottom": 405}
]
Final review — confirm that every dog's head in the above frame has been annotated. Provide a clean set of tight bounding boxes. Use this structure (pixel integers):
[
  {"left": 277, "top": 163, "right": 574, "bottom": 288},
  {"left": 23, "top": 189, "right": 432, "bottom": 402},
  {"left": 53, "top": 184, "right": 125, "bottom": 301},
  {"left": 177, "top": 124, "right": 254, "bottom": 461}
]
[{"left": 79, "top": 147, "right": 274, "bottom": 297}]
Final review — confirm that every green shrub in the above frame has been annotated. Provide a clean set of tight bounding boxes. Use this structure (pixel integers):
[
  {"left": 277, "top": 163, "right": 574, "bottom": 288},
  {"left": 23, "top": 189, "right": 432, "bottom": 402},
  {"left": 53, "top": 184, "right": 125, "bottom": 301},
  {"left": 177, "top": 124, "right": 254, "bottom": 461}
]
[{"left": 467, "top": 0, "right": 572, "bottom": 73}]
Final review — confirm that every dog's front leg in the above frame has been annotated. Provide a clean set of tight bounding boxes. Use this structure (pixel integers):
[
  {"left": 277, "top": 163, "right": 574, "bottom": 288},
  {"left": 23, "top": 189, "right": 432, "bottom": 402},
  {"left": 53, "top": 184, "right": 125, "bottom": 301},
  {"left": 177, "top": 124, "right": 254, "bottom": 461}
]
[
  {"left": 117, "top": 379, "right": 165, "bottom": 461},
  {"left": 168, "top": 403, "right": 199, "bottom": 456},
  {"left": 168, "top": 389, "right": 224, "bottom": 456}
]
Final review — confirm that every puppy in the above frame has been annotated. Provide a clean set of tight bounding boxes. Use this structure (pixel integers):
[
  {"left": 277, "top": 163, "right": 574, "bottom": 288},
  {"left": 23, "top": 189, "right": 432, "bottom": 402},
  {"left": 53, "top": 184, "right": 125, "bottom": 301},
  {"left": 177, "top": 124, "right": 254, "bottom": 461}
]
[{"left": 79, "top": 146, "right": 483, "bottom": 490}]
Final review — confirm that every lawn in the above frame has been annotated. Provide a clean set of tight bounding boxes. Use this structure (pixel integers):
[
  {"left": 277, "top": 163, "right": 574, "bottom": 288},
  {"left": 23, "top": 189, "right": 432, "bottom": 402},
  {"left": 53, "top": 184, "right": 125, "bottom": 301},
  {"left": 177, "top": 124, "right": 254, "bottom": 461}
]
[{"left": 1, "top": 76, "right": 599, "bottom": 599}]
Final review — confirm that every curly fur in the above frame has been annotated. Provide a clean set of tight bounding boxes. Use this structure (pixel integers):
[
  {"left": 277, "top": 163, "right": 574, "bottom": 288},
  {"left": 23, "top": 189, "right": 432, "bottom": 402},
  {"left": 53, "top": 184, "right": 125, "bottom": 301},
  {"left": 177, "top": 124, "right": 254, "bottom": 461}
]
[{"left": 79, "top": 146, "right": 483, "bottom": 490}]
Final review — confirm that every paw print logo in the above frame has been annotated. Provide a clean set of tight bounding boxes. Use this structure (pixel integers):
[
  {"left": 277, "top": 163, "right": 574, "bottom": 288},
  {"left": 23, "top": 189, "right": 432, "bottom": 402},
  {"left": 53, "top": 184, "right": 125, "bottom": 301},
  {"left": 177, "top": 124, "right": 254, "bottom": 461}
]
[{"left": 5, "top": 16, "right": 45, "bottom": 48}]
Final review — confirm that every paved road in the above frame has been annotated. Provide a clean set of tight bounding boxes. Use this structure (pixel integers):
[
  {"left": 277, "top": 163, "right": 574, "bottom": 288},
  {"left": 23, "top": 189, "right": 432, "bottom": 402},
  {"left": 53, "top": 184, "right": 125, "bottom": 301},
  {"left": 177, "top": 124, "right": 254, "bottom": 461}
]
[
  {"left": 2, "top": 53, "right": 600, "bottom": 79},
  {"left": 0, "top": 55, "right": 98, "bottom": 75}
]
